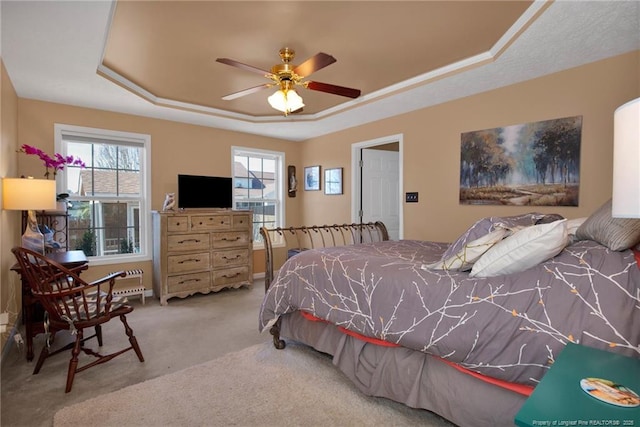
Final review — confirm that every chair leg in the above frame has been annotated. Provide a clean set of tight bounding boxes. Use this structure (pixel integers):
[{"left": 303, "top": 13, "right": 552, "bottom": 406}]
[
  {"left": 120, "top": 314, "right": 144, "bottom": 362},
  {"left": 32, "top": 344, "right": 50, "bottom": 375},
  {"left": 95, "top": 324, "right": 103, "bottom": 346},
  {"left": 65, "top": 330, "right": 83, "bottom": 393}
]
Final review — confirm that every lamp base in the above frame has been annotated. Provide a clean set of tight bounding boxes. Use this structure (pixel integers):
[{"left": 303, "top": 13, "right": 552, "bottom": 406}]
[{"left": 22, "top": 210, "right": 45, "bottom": 255}]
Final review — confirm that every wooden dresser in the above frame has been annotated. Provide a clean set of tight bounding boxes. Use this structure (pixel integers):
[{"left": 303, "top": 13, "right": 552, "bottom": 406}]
[{"left": 152, "top": 209, "right": 253, "bottom": 305}]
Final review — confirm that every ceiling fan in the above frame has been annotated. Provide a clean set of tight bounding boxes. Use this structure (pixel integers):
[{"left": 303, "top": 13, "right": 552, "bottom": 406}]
[{"left": 216, "top": 47, "right": 361, "bottom": 115}]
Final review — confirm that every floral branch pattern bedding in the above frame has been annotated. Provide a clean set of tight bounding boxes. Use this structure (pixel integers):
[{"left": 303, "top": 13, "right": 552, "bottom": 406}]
[{"left": 259, "top": 239, "right": 640, "bottom": 386}]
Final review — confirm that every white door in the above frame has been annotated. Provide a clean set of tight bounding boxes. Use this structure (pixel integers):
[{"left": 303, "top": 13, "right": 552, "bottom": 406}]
[{"left": 361, "top": 148, "right": 400, "bottom": 240}]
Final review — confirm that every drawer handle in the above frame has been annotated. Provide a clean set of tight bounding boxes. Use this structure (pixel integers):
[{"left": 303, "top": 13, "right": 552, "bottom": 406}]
[
  {"left": 222, "top": 272, "right": 240, "bottom": 278},
  {"left": 222, "top": 255, "right": 241, "bottom": 260},
  {"left": 221, "top": 237, "right": 241, "bottom": 241},
  {"left": 179, "top": 238, "right": 201, "bottom": 244},
  {"left": 178, "top": 258, "right": 201, "bottom": 264},
  {"left": 179, "top": 278, "right": 201, "bottom": 284}
]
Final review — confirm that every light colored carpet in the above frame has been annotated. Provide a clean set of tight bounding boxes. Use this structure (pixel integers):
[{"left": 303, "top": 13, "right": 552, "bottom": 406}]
[{"left": 54, "top": 341, "right": 453, "bottom": 426}]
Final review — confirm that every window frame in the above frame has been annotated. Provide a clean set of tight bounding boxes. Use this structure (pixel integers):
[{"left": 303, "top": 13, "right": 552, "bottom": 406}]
[
  {"left": 231, "top": 146, "right": 285, "bottom": 250},
  {"left": 54, "top": 123, "right": 152, "bottom": 266}
]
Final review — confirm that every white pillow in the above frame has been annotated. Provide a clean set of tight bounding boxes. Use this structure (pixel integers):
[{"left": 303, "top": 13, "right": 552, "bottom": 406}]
[
  {"left": 470, "top": 219, "right": 569, "bottom": 278},
  {"left": 425, "top": 228, "right": 509, "bottom": 271}
]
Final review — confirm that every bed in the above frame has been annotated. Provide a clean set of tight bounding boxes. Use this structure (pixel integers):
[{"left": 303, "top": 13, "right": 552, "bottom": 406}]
[{"left": 258, "top": 203, "right": 640, "bottom": 426}]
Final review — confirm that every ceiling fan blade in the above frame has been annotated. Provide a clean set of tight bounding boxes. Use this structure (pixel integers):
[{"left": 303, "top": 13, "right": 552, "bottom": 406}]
[
  {"left": 216, "top": 58, "right": 272, "bottom": 76},
  {"left": 222, "top": 83, "right": 273, "bottom": 101},
  {"left": 306, "top": 81, "right": 361, "bottom": 98},
  {"left": 293, "top": 52, "right": 336, "bottom": 77}
]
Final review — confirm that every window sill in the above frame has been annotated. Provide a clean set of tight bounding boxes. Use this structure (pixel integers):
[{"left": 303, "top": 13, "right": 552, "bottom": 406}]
[{"left": 85, "top": 253, "right": 152, "bottom": 266}]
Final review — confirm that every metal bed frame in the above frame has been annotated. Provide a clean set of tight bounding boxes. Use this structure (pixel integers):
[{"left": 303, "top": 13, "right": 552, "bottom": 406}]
[{"left": 259, "top": 221, "right": 389, "bottom": 348}]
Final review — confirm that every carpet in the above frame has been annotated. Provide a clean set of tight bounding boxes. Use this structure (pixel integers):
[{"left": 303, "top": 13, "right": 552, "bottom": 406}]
[{"left": 54, "top": 341, "right": 453, "bottom": 426}]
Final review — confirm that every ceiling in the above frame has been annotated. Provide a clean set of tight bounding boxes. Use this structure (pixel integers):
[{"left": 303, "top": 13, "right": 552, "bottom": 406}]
[
  {"left": 1, "top": 1, "right": 639, "bottom": 142},
  {"left": 101, "top": 1, "right": 531, "bottom": 117}
]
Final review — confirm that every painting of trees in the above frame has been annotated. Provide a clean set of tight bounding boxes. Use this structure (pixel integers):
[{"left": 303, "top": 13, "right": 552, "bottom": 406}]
[{"left": 459, "top": 116, "right": 581, "bottom": 206}]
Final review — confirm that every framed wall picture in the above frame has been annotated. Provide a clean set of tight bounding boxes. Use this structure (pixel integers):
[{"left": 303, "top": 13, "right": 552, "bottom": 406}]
[
  {"left": 459, "top": 115, "right": 582, "bottom": 206},
  {"left": 324, "top": 168, "right": 343, "bottom": 195},
  {"left": 304, "top": 165, "right": 321, "bottom": 191}
]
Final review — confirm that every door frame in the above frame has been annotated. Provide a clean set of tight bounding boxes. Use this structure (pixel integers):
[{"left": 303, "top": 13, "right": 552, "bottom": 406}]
[{"left": 351, "top": 133, "right": 404, "bottom": 239}]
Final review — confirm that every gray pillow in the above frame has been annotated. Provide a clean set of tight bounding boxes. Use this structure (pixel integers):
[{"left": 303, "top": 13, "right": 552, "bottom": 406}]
[
  {"left": 441, "top": 213, "right": 550, "bottom": 262},
  {"left": 575, "top": 199, "right": 640, "bottom": 251},
  {"left": 535, "top": 213, "right": 565, "bottom": 225}
]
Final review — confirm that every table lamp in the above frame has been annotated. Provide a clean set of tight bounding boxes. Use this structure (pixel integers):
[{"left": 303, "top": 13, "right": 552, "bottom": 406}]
[
  {"left": 612, "top": 97, "right": 640, "bottom": 218},
  {"left": 2, "top": 177, "right": 57, "bottom": 254}
]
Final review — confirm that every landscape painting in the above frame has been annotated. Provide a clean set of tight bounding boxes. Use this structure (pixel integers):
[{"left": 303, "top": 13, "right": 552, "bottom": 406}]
[{"left": 459, "top": 116, "right": 582, "bottom": 206}]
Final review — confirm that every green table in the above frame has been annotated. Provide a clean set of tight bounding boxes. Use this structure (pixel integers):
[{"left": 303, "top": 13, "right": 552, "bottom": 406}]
[{"left": 515, "top": 342, "right": 640, "bottom": 427}]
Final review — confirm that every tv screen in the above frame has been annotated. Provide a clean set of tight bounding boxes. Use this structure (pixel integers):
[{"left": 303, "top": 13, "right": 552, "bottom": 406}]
[{"left": 178, "top": 174, "right": 233, "bottom": 209}]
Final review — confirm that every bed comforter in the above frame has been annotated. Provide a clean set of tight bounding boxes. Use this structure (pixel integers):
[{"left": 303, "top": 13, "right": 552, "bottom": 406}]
[{"left": 259, "top": 239, "right": 640, "bottom": 386}]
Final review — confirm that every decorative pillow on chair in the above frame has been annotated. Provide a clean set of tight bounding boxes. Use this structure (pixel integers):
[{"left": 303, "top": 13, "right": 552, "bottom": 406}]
[
  {"left": 59, "top": 291, "right": 128, "bottom": 321},
  {"left": 441, "top": 213, "right": 552, "bottom": 262},
  {"left": 470, "top": 219, "right": 569, "bottom": 278},
  {"left": 425, "top": 227, "right": 509, "bottom": 271},
  {"left": 575, "top": 199, "right": 640, "bottom": 251}
]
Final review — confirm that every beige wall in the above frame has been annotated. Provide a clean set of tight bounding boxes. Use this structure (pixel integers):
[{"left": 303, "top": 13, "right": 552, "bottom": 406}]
[
  {"left": 1, "top": 59, "right": 21, "bottom": 355},
  {"left": 12, "top": 100, "right": 303, "bottom": 305},
  {"left": 301, "top": 51, "right": 640, "bottom": 242}
]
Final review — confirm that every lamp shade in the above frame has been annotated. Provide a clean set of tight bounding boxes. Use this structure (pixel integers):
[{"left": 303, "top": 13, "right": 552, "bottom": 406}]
[
  {"left": 268, "top": 89, "right": 304, "bottom": 114},
  {"left": 612, "top": 97, "right": 640, "bottom": 218},
  {"left": 2, "top": 177, "right": 57, "bottom": 211}
]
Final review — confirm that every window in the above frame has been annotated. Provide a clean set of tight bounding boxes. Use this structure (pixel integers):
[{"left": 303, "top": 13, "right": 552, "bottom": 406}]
[
  {"left": 232, "top": 147, "right": 284, "bottom": 247},
  {"left": 55, "top": 124, "right": 151, "bottom": 265}
]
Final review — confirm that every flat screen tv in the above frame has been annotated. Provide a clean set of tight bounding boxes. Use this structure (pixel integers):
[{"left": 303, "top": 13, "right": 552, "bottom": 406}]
[{"left": 178, "top": 174, "right": 233, "bottom": 209}]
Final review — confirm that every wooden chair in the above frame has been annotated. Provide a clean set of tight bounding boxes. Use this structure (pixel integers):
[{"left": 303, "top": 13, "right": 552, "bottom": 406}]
[{"left": 11, "top": 247, "right": 145, "bottom": 393}]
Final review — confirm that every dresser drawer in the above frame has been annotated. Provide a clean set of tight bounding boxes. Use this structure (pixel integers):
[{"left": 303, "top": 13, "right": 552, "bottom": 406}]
[
  {"left": 212, "top": 266, "right": 249, "bottom": 287},
  {"left": 212, "top": 231, "right": 250, "bottom": 248},
  {"left": 190, "top": 214, "right": 231, "bottom": 231},
  {"left": 167, "top": 216, "right": 189, "bottom": 232},
  {"left": 168, "top": 252, "right": 210, "bottom": 274},
  {"left": 232, "top": 214, "right": 251, "bottom": 230},
  {"left": 167, "top": 271, "right": 211, "bottom": 293},
  {"left": 167, "top": 233, "right": 210, "bottom": 252},
  {"left": 212, "top": 248, "right": 249, "bottom": 268}
]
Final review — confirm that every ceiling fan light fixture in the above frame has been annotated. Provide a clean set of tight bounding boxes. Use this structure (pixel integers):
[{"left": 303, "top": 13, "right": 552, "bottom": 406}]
[
  {"left": 217, "top": 48, "right": 359, "bottom": 114},
  {"left": 268, "top": 88, "right": 304, "bottom": 115}
]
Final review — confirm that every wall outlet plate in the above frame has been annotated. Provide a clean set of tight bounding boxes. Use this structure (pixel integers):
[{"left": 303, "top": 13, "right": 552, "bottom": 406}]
[
  {"left": 0, "top": 312, "right": 9, "bottom": 325},
  {"left": 405, "top": 192, "right": 419, "bottom": 203}
]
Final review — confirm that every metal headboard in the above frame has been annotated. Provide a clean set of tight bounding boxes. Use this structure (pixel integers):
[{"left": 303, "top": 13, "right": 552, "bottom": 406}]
[{"left": 259, "top": 222, "right": 389, "bottom": 292}]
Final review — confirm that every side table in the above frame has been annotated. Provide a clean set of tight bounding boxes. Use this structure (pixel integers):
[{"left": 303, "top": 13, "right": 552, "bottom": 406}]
[
  {"left": 10, "top": 250, "right": 88, "bottom": 361},
  {"left": 515, "top": 342, "right": 640, "bottom": 426}
]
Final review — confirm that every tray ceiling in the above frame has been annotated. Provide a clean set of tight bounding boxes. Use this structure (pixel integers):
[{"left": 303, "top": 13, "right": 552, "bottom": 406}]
[
  {"left": 101, "top": 1, "right": 531, "bottom": 117},
  {"left": 2, "top": 1, "right": 639, "bottom": 141}
]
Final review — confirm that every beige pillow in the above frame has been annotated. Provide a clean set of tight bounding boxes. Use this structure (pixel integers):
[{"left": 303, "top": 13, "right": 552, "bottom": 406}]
[
  {"left": 425, "top": 227, "right": 509, "bottom": 271},
  {"left": 575, "top": 199, "right": 640, "bottom": 251},
  {"left": 470, "top": 219, "right": 569, "bottom": 278}
]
